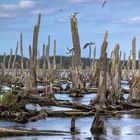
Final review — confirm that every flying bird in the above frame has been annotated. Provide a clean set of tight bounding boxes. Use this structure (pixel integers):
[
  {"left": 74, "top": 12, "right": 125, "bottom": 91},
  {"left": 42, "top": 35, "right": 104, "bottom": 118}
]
[
  {"left": 83, "top": 42, "right": 95, "bottom": 49},
  {"left": 83, "top": 42, "right": 96, "bottom": 64},
  {"left": 66, "top": 46, "right": 74, "bottom": 54},
  {"left": 102, "top": 0, "right": 108, "bottom": 8}
]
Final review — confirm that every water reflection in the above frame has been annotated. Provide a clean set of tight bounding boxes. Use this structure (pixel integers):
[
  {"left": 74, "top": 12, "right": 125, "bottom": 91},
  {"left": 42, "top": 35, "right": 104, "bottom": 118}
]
[
  {"left": 55, "top": 93, "right": 96, "bottom": 105},
  {"left": 0, "top": 113, "right": 140, "bottom": 140},
  {"left": 0, "top": 81, "right": 140, "bottom": 140}
]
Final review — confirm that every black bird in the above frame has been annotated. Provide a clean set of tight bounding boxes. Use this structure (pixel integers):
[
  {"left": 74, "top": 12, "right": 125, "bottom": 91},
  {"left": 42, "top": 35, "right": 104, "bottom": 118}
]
[
  {"left": 83, "top": 42, "right": 95, "bottom": 49},
  {"left": 66, "top": 46, "right": 74, "bottom": 54},
  {"left": 83, "top": 42, "right": 96, "bottom": 65},
  {"left": 71, "top": 12, "right": 79, "bottom": 17},
  {"left": 102, "top": 0, "right": 108, "bottom": 8}
]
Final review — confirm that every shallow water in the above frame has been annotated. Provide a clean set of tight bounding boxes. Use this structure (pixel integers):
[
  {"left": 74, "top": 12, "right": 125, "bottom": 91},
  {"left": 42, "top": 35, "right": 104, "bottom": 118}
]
[
  {"left": 0, "top": 113, "right": 140, "bottom": 140},
  {"left": 26, "top": 93, "right": 96, "bottom": 111},
  {"left": 1, "top": 82, "right": 139, "bottom": 140},
  {"left": 55, "top": 93, "right": 96, "bottom": 105}
]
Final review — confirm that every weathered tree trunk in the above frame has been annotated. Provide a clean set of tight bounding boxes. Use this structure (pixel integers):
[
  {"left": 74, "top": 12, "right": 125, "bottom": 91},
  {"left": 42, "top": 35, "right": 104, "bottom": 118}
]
[
  {"left": 44, "top": 82, "right": 55, "bottom": 100},
  {"left": 119, "top": 51, "right": 122, "bottom": 85},
  {"left": 46, "top": 35, "right": 51, "bottom": 70},
  {"left": 2, "top": 52, "right": 6, "bottom": 76},
  {"left": 20, "top": 32, "right": 24, "bottom": 72},
  {"left": 128, "top": 38, "right": 139, "bottom": 103},
  {"left": 51, "top": 40, "right": 57, "bottom": 82},
  {"left": 53, "top": 40, "right": 56, "bottom": 70},
  {"left": 132, "top": 37, "right": 136, "bottom": 81},
  {"left": 29, "top": 45, "right": 32, "bottom": 60},
  {"left": 110, "top": 43, "right": 122, "bottom": 104},
  {"left": 128, "top": 77, "right": 140, "bottom": 103},
  {"left": 91, "top": 60, "right": 100, "bottom": 87},
  {"left": 12, "top": 42, "right": 19, "bottom": 69},
  {"left": 42, "top": 44, "right": 46, "bottom": 79},
  {"left": 70, "top": 117, "right": 76, "bottom": 133},
  {"left": 139, "top": 50, "right": 140, "bottom": 77},
  {"left": 70, "top": 15, "right": 81, "bottom": 67},
  {"left": 60, "top": 56, "right": 62, "bottom": 69},
  {"left": 37, "top": 50, "right": 40, "bottom": 71},
  {"left": 26, "top": 60, "right": 29, "bottom": 69},
  {"left": 127, "top": 52, "right": 131, "bottom": 80},
  {"left": 69, "top": 15, "right": 84, "bottom": 97},
  {"left": 69, "top": 66, "right": 84, "bottom": 97},
  {"left": 90, "top": 111, "right": 104, "bottom": 134},
  {"left": 121, "top": 52, "right": 126, "bottom": 69},
  {"left": 90, "top": 31, "right": 108, "bottom": 111},
  {"left": 8, "top": 48, "right": 13, "bottom": 75},
  {"left": 45, "top": 35, "right": 53, "bottom": 83},
  {"left": 29, "top": 14, "right": 41, "bottom": 93},
  {"left": 91, "top": 46, "right": 96, "bottom": 72}
]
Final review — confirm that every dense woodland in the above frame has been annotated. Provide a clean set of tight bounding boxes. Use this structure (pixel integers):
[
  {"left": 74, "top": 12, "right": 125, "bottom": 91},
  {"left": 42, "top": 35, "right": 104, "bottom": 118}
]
[{"left": 0, "top": 55, "right": 136, "bottom": 69}]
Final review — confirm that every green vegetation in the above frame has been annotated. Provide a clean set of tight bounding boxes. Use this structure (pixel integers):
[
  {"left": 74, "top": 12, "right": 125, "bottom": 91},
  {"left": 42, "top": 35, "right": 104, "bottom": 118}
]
[{"left": 0, "top": 91, "right": 18, "bottom": 106}]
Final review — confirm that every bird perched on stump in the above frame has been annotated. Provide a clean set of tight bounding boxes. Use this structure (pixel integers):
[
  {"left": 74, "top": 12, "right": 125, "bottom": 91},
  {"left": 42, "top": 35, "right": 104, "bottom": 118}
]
[
  {"left": 70, "top": 12, "right": 79, "bottom": 22},
  {"left": 71, "top": 12, "right": 79, "bottom": 17}
]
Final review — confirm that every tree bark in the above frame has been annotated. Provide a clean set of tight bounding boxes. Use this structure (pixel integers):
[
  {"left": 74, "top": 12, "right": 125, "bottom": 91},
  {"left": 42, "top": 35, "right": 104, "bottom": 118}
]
[
  {"left": 70, "top": 15, "right": 81, "bottom": 67},
  {"left": 90, "top": 31, "right": 108, "bottom": 111},
  {"left": 29, "top": 14, "right": 41, "bottom": 92},
  {"left": 8, "top": 48, "right": 12, "bottom": 75}
]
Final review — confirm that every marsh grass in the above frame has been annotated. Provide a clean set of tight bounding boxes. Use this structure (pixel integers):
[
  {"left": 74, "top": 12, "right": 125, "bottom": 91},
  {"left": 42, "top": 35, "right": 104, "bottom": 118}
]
[{"left": 0, "top": 91, "right": 17, "bottom": 106}]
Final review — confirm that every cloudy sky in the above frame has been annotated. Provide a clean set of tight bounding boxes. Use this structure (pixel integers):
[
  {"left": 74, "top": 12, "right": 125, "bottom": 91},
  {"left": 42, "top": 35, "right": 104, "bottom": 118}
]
[{"left": 0, "top": 0, "right": 140, "bottom": 58}]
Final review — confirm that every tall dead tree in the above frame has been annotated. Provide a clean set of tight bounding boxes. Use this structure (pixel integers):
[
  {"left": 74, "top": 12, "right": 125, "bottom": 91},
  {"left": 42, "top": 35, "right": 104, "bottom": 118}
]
[
  {"left": 70, "top": 15, "right": 81, "bottom": 67},
  {"left": 42, "top": 44, "right": 46, "bottom": 79},
  {"left": 20, "top": 32, "right": 24, "bottom": 72},
  {"left": 90, "top": 31, "right": 108, "bottom": 134},
  {"left": 29, "top": 14, "right": 41, "bottom": 92},
  {"left": 29, "top": 45, "right": 31, "bottom": 60},
  {"left": 53, "top": 40, "right": 56, "bottom": 70},
  {"left": 8, "top": 48, "right": 13, "bottom": 75},
  {"left": 60, "top": 56, "right": 62, "bottom": 69},
  {"left": 91, "top": 46, "right": 96, "bottom": 72},
  {"left": 121, "top": 52, "right": 126, "bottom": 69},
  {"left": 139, "top": 50, "right": 140, "bottom": 77},
  {"left": 2, "top": 52, "right": 6, "bottom": 76},
  {"left": 132, "top": 37, "right": 136, "bottom": 80},
  {"left": 69, "top": 15, "right": 85, "bottom": 97},
  {"left": 127, "top": 51, "right": 132, "bottom": 80},
  {"left": 45, "top": 35, "right": 53, "bottom": 83},
  {"left": 12, "top": 42, "right": 19, "bottom": 69},
  {"left": 90, "top": 31, "right": 108, "bottom": 110},
  {"left": 128, "top": 38, "right": 137, "bottom": 102},
  {"left": 46, "top": 35, "right": 51, "bottom": 70},
  {"left": 110, "top": 43, "right": 122, "bottom": 104}
]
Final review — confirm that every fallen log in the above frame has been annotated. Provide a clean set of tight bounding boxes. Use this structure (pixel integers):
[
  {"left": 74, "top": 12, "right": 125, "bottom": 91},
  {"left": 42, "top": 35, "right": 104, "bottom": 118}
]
[
  {"left": 18, "top": 92, "right": 92, "bottom": 111},
  {"left": 0, "top": 128, "right": 74, "bottom": 137},
  {"left": 44, "top": 110, "right": 94, "bottom": 117}
]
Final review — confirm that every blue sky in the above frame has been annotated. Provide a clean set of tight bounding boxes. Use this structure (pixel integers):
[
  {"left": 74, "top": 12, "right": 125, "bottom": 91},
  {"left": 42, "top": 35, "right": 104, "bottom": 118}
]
[{"left": 0, "top": 0, "right": 140, "bottom": 59}]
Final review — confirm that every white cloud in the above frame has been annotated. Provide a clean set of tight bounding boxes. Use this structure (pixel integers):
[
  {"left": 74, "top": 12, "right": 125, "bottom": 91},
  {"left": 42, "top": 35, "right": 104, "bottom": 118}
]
[
  {"left": 70, "top": 0, "right": 100, "bottom": 3},
  {"left": 31, "top": 7, "right": 65, "bottom": 16},
  {"left": 0, "top": 0, "right": 35, "bottom": 18},
  {"left": 0, "top": 13, "right": 10, "bottom": 18},
  {"left": 130, "top": 17, "right": 140, "bottom": 23},
  {"left": 0, "top": 4, "right": 17, "bottom": 10},
  {"left": 115, "top": 16, "right": 140, "bottom": 24},
  {"left": 19, "top": 0, "right": 34, "bottom": 9}
]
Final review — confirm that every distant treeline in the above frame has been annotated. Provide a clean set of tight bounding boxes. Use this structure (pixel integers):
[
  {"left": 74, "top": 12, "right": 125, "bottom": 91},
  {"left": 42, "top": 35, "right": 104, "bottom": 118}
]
[{"left": 0, "top": 55, "right": 136, "bottom": 69}]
